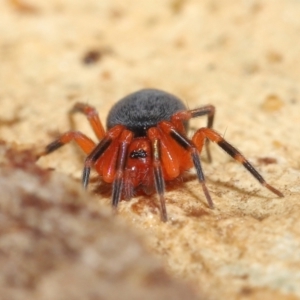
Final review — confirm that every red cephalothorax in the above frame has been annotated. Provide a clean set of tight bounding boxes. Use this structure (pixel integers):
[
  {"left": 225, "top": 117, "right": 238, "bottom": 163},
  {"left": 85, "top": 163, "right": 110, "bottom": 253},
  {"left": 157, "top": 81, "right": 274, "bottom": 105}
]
[{"left": 39, "top": 89, "right": 283, "bottom": 221}]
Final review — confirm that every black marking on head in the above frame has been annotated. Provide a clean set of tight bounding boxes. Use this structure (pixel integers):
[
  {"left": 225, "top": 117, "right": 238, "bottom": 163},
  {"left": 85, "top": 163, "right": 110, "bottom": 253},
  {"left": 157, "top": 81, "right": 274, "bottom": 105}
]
[
  {"left": 130, "top": 149, "right": 147, "bottom": 159},
  {"left": 106, "top": 89, "right": 187, "bottom": 137}
]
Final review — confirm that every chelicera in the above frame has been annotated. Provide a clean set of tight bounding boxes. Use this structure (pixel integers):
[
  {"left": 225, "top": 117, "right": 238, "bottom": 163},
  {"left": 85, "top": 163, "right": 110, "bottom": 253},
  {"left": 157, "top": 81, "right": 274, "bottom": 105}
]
[{"left": 39, "top": 89, "right": 283, "bottom": 221}]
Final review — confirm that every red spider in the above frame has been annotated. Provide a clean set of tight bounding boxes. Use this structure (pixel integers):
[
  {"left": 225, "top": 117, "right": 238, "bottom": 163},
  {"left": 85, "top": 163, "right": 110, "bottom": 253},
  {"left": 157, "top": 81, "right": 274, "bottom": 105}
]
[{"left": 39, "top": 89, "right": 283, "bottom": 221}]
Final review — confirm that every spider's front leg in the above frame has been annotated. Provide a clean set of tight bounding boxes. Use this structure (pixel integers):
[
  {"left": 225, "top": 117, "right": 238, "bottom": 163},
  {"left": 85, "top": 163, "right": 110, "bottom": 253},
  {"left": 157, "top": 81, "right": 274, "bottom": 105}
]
[
  {"left": 171, "top": 105, "right": 215, "bottom": 162},
  {"left": 82, "top": 125, "right": 124, "bottom": 189},
  {"left": 38, "top": 102, "right": 106, "bottom": 159},
  {"left": 37, "top": 131, "right": 96, "bottom": 158},
  {"left": 111, "top": 130, "right": 133, "bottom": 208},
  {"left": 159, "top": 122, "right": 214, "bottom": 209},
  {"left": 70, "top": 102, "right": 106, "bottom": 140},
  {"left": 192, "top": 127, "right": 284, "bottom": 197},
  {"left": 148, "top": 128, "right": 168, "bottom": 222}
]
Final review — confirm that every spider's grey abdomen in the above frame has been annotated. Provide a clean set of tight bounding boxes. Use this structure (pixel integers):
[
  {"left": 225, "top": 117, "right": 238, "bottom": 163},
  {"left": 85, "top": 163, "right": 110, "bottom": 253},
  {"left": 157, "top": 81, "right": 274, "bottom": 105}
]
[{"left": 106, "top": 89, "right": 187, "bottom": 137}]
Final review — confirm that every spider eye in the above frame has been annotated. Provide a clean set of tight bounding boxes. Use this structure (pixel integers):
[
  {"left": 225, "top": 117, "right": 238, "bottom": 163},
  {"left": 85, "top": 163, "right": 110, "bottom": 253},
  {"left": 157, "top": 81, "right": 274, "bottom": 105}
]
[{"left": 130, "top": 149, "right": 147, "bottom": 159}]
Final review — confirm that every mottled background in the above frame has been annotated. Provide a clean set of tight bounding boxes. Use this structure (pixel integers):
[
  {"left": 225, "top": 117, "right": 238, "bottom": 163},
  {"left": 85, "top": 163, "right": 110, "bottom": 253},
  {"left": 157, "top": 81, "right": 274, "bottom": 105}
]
[{"left": 0, "top": 0, "right": 300, "bottom": 299}]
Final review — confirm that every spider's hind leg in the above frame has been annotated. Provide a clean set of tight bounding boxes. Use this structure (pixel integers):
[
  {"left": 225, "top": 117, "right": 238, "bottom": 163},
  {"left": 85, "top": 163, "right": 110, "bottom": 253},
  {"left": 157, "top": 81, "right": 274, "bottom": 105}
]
[{"left": 192, "top": 127, "right": 284, "bottom": 197}]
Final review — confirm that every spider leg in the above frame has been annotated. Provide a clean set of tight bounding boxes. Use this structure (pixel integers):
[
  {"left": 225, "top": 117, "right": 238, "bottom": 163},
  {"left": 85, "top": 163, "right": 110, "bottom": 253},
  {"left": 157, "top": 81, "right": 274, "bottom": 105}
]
[
  {"left": 154, "top": 129, "right": 181, "bottom": 179},
  {"left": 70, "top": 102, "right": 106, "bottom": 140},
  {"left": 82, "top": 125, "right": 124, "bottom": 189},
  {"left": 192, "top": 128, "right": 284, "bottom": 197},
  {"left": 38, "top": 131, "right": 96, "bottom": 157},
  {"left": 171, "top": 105, "right": 215, "bottom": 162},
  {"left": 111, "top": 130, "right": 133, "bottom": 208},
  {"left": 159, "top": 122, "right": 214, "bottom": 209},
  {"left": 148, "top": 128, "right": 170, "bottom": 222}
]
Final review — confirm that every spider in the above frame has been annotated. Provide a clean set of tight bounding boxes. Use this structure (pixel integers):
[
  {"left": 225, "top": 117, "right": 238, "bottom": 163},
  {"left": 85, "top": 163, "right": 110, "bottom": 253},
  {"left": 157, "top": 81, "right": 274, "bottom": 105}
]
[{"left": 39, "top": 89, "right": 283, "bottom": 221}]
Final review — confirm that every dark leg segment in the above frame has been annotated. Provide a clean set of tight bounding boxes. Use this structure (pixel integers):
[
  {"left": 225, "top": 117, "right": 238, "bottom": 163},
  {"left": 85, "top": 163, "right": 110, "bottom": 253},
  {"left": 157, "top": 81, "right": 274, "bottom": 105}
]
[
  {"left": 111, "top": 130, "right": 133, "bottom": 208},
  {"left": 82, "top": 125, "right": 124, "bottom": 189},
  {"left": 171, "top": 105, "right": 215, "bottom": 162},
  {"left": 148, "top": 128, "right": 168, "bottom": 221},
  {"left": 38, "top": 131, "right": 96, "bottom": 158},
  {"left": 171, "top": 105, "right": 215, "bottom": 127},
  {"left": 192, "top": 128, "right": 284, "bottom": 197},
  {"left": 82, "top": 137, "right": 112, "bottom": 188},
  {"left": 152, "top": 139, "right": 168, "bottom": 222},
  {"left": 168, "top": 127, "right": 214, "bottom": 208},
  {"left": 189, "top": 105, "right": 215, "bottom": 129}
]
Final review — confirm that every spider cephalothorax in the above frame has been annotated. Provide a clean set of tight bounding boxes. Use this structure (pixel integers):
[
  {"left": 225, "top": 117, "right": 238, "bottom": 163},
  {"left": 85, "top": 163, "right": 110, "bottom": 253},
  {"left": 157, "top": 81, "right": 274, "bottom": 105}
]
[{"left": 40, "top": 88, "right": 283, "bottom": 221}]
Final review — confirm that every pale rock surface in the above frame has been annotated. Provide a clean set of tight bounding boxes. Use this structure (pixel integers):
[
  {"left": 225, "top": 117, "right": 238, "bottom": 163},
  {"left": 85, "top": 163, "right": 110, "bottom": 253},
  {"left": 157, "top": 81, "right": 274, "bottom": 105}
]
[{"left": 1, "top": 0, "right": 300, "bottom": 299}]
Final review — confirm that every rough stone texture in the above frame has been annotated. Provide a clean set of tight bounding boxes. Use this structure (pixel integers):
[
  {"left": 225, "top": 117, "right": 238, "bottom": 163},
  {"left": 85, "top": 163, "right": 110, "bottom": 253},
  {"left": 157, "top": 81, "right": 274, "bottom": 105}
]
[
  {"left": 0, "top": 143, "right": 200, "bottom": 300},
  {"left": 1, "top": 0, "right": 300, "bottom": 299}
]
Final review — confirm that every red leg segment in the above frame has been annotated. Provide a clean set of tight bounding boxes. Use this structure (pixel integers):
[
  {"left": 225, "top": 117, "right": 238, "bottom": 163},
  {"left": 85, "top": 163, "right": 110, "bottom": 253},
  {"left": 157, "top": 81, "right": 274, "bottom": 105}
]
[
  {"left": 155, "top": 129, "right": 181, "bottom": 179},
  {"left": 71, "top": 102, "right": 106, "bottom": 140},
  {"left": 39, "top": 130, "right": 96, "bottom": 157},
  {"left": 94, "top": 138, "right": 119, "bottom": 183}
]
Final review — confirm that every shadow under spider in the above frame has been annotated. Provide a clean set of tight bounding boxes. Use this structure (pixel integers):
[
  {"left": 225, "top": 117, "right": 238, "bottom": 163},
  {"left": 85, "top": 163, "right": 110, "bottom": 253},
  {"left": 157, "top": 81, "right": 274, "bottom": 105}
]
[
  {"left": 86, "top": 170, "right": 277, "bottom": 221},
  {"left": 87, "top": 171, "right": 270, "bottom": 201}
]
